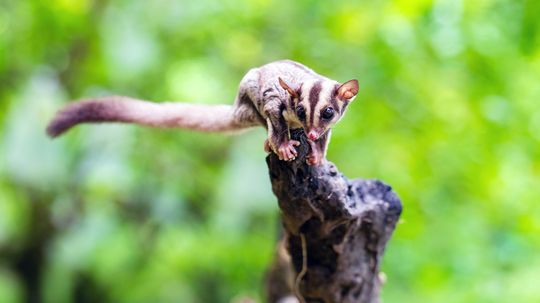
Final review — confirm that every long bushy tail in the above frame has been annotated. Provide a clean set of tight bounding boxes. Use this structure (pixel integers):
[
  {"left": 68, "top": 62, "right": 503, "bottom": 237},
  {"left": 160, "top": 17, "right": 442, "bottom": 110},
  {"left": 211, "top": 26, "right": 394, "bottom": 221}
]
[{"left": 46, "top": 96, "right": 256, "bottom": 138}]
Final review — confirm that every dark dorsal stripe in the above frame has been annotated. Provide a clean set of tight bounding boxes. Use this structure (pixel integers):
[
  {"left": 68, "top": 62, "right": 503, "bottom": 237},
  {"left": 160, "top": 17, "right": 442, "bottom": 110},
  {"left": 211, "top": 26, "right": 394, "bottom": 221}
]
[
  {"left": 330, "top": 84, "right": 341, "bottom": 114},
  {"left": 308, "top": 81, "right": 322, "bottom": 125},
  {"left": 330, "top": 98, "right": 339, "bottom": 115}
]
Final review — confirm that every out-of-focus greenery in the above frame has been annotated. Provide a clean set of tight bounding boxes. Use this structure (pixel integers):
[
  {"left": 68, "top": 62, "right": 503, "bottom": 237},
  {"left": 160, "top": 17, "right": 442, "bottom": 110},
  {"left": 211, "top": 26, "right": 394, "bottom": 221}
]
[{"left": 1, "top": 0, "right": 539, "bottom": 302}]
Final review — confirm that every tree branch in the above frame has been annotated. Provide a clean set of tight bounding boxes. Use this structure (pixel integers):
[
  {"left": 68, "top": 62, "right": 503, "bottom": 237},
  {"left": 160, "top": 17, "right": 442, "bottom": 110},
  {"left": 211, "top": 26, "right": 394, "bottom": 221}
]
[{"left": 265, "top": 129, "right": 402, "bottom": 303}]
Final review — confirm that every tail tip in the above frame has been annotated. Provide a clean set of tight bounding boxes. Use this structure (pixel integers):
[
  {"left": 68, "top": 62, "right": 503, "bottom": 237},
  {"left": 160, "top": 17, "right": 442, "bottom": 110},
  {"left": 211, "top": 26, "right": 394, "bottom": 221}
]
[{"left": 46, "top": 121, "right": 66, "bottom": 138}]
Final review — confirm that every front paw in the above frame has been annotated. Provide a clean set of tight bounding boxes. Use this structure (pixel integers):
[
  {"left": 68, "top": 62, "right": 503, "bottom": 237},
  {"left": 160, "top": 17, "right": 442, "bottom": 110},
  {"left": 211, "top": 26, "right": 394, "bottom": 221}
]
[
  {"left": 277, "top": 140, "right": 300, "bottom": 161},
  {"left": 306, "top": 140, "right": 323, "bottom": 165}
]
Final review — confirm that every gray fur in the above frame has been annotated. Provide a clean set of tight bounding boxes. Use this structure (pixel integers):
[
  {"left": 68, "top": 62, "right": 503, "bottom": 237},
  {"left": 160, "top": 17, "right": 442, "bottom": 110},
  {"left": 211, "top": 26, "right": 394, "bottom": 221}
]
[{"left": 47, "top": 60, "right": 358, "bottom": 165}]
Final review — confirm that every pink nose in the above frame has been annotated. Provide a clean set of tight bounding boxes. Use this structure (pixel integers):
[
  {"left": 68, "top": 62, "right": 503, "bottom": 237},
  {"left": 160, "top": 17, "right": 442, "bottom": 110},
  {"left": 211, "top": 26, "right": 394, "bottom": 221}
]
[{"left": 307, "top": 130, "right": 318, "bottom": 140}]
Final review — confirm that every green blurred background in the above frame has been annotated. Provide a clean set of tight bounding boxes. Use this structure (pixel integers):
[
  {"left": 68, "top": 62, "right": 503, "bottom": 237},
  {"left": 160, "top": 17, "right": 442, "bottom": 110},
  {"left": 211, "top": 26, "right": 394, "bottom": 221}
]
[{"left": 1, "top": 0, "right": 540, "bottom": 302}]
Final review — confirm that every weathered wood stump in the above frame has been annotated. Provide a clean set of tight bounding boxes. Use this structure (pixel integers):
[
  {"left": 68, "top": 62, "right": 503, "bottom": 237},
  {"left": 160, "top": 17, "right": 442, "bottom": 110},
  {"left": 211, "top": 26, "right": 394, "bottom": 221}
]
[{"left": 265, "top": 129, "right": 402, "bottom": 303}]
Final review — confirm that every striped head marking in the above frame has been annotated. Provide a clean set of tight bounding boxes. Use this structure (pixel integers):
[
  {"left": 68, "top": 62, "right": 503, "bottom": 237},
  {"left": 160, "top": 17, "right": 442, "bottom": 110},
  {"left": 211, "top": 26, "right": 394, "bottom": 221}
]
[{"left": 279, "top": 78, "right": 359, "bottom": 140}]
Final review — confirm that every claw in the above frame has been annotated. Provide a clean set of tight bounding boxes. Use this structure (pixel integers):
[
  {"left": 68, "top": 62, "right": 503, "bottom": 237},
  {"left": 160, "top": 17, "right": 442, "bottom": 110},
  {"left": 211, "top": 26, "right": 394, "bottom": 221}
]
[{"left": 306, "top": 155, "right": 320, "bottom": 165}]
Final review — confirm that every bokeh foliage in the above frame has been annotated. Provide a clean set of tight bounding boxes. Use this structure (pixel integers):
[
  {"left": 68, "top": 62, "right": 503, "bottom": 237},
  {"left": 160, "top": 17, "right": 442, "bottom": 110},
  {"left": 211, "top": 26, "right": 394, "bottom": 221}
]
[{"left": 1, "top": 0, "right": 540, "bottom": 302}]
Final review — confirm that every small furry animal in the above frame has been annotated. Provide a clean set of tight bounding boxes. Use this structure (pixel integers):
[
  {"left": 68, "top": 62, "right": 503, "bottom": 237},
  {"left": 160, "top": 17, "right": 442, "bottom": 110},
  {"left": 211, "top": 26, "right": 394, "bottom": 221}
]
[{"left": 47, "top": 60, "right": 358, "bottom": 165}]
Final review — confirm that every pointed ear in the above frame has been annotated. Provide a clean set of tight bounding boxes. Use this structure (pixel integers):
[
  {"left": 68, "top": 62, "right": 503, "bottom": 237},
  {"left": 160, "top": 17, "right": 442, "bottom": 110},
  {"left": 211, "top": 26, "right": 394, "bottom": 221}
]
[
  {"left": 279, "top": 77, "right": 299, "bottom": 99},
  {"left": 337, "top": 79, "right": 359, "bottom": 101}
]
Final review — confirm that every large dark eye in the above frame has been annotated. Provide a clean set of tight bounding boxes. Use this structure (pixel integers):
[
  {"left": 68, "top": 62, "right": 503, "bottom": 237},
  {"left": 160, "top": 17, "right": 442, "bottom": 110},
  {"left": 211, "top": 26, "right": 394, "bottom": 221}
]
[
  {"left": 296, "top": 106, "right": 306, "bottom": 120},
  {"left": 322, "top": 107, "right": 334, "bottom": 120}
]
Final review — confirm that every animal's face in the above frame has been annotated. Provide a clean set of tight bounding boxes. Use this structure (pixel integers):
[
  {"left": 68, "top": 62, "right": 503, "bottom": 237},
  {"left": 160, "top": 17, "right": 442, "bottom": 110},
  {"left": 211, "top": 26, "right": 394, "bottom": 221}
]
[{"left": 279, "top": 78, "right": 359, "bottom": 140}]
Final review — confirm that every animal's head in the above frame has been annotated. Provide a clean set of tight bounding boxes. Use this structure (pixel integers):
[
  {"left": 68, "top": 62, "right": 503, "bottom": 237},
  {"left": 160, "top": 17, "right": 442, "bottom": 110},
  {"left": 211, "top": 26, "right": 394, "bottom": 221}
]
[{"left": 279, "top": 77, "right": 359, "bottom": 140}]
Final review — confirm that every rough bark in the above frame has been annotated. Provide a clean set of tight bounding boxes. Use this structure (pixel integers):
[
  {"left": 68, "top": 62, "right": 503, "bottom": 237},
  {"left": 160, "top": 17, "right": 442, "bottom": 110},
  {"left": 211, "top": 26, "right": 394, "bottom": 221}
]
[{"left": 265, "top": 129, "right": 402, "bottom": 303}]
